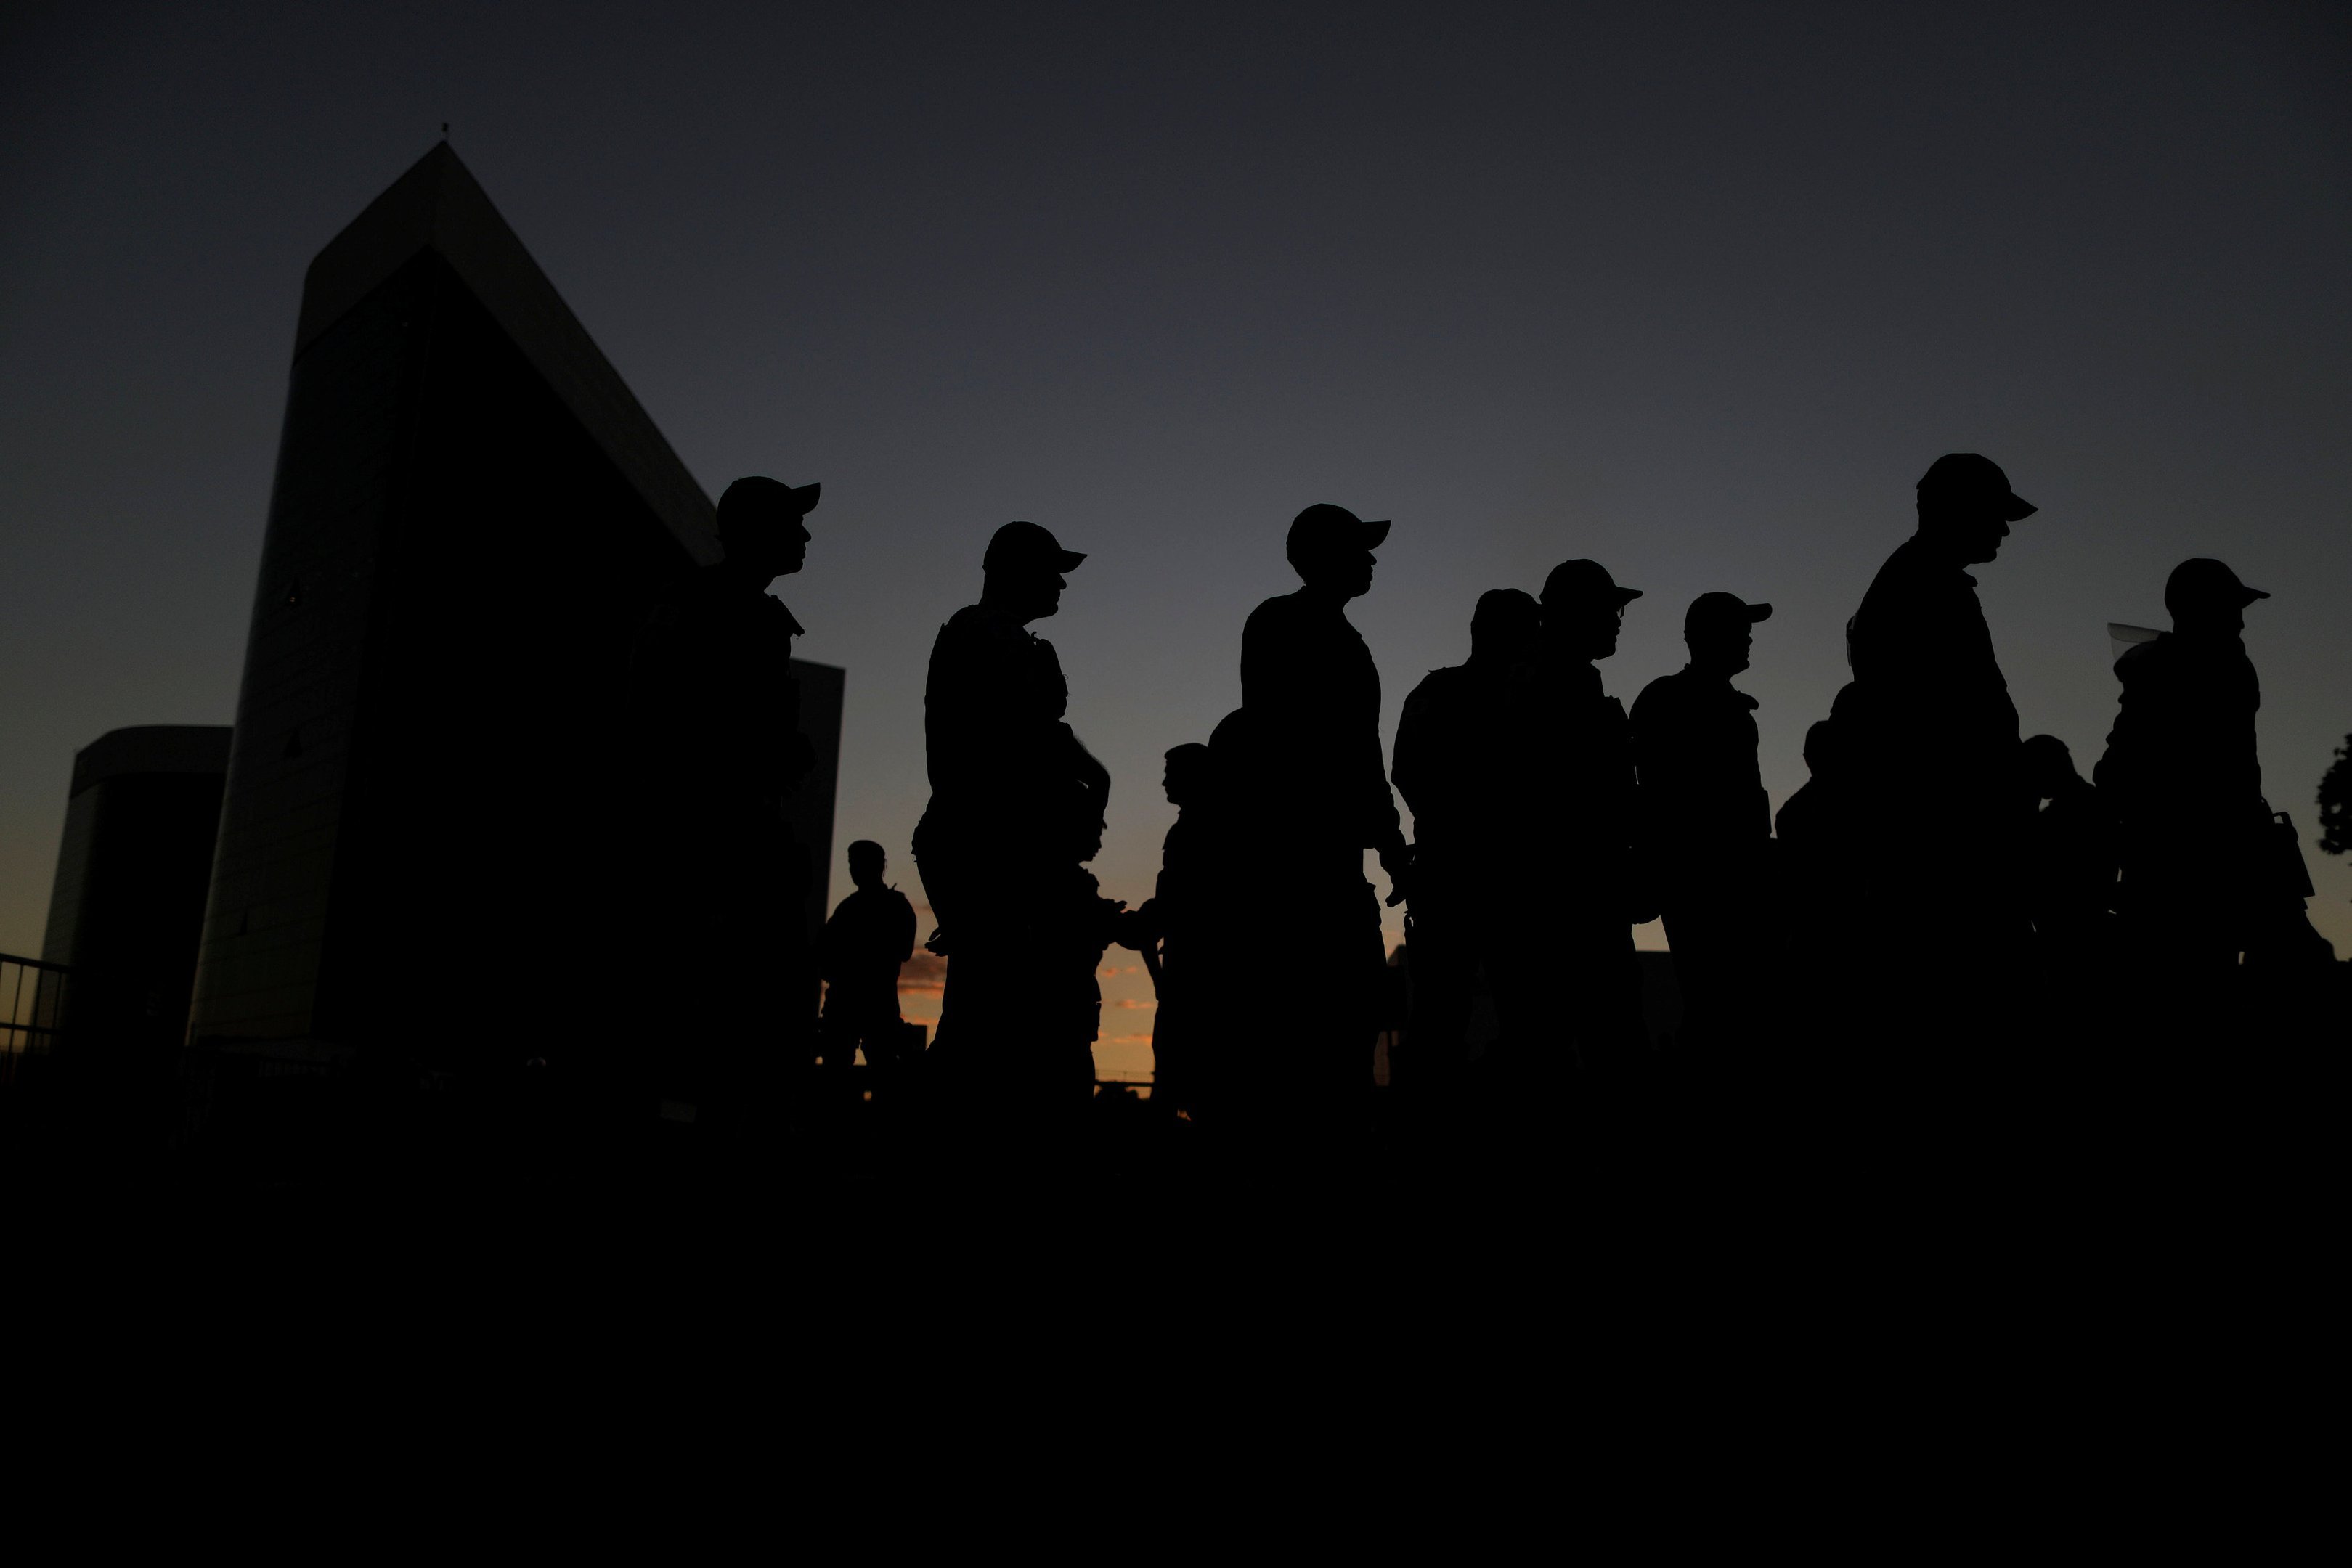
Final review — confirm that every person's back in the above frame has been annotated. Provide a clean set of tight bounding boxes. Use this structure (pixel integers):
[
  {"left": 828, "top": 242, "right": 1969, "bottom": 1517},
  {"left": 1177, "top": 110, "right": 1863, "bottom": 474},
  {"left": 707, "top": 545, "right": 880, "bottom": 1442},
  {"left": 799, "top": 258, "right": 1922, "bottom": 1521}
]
[
  {"left": 823, "top": 886, "right": 916, "bottom": 1013},
  {"left": 818, "top": 841, "right": 918, "bottom": 1079}
]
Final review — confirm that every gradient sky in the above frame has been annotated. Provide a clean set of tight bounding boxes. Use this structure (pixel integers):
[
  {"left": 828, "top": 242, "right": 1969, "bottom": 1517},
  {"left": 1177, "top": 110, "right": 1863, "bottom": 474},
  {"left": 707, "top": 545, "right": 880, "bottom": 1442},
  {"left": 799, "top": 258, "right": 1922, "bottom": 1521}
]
[{"left": 5, "top": 1, "right": 2350, "bottom": 1008}]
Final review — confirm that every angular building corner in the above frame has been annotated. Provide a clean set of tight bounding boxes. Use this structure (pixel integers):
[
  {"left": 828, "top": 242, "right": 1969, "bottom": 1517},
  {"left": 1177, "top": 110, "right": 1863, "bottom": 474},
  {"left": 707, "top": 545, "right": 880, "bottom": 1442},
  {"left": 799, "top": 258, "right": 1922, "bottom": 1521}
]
[{"left": 189, "top": 145, "right": 838, "bottom": 1073}]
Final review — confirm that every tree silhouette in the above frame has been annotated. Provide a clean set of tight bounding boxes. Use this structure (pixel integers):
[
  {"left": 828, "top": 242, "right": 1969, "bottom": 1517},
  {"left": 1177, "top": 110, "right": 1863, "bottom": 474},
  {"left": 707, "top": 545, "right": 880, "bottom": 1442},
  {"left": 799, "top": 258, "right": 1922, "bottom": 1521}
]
[{"left": 2321, "top": 734, "right": 2352, "bottom": 857}]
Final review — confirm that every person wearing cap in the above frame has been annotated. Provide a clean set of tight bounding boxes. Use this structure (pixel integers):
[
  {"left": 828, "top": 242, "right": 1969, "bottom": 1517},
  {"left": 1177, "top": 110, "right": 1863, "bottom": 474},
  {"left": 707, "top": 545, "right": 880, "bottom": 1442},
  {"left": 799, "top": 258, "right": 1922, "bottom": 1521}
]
[
  {"left": 2096, "top": 558, "right": 2313, "bottom": 994},
  {"left": 1390, "top": 589, "right": 1544, "bottom": 1107},
  {"left": 912, "top": 520, "right": 1115, "bottom": 1116},
  {"left": 625, "top": 473, "right": 823, "bottom": 1132},
  {"left": 1526, "top": 558, "right": 1651, "bottom": 1088},
  {"left": 1630, "top": 592, "right": 1775, "bottom": 1077},
  {"left": 1227, "top": 502, "right": 1412, "bottom": 1128},
  {"left": 1839, "top": 453, "right": 2039, "bottom": 1062}
]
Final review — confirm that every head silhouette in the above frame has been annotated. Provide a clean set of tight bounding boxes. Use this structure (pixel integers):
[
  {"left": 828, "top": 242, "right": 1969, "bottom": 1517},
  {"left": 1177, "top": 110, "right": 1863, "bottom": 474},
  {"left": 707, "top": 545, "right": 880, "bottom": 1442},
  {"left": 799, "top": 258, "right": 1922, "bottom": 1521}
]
[
  {"left": 847, "top": 839, "right": 887, "bottom": 890},
  {"left": 1685, "top": 592, "right": 1771, "bottom": 677},
  {"left": 2165, "top": 558, "right": 2268, "bottom": 639},
  {"left": 1287, "top": 505, "right": 1389, "bottom": 601},
  {"left": 1914, "top": 453, "right": 2035, "bottom": 567},
  {"left": 1540, "top": 559, "right": 1641, "bottom": 662},
  {"left": 1469, "top": 589, "right": 1542, "bottom": 665},
  {"left": 1163, "top": 743, "right": 1213, "bottom": 809},
  {"left": 717, "top": 476, "right": 820, "bottom": 586},
  {"left": 2020, "top": 735, "right": 2080, "bottom": 801},
  {"left": 980, "top": 521, "right": 1085, "bottom": 625}
]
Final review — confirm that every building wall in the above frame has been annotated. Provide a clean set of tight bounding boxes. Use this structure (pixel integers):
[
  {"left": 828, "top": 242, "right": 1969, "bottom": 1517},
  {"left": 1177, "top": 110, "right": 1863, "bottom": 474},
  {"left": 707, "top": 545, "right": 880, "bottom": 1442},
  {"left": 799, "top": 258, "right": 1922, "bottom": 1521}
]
[
  {"left": 41, "top": 725, "right": 230, "bottom": 1058},
  {"left": 186, "top": 263, "right": 417, "bottom": 1047},
  {"left": 789, "top": 660, "right": 844, "bottom": 946},
  {"left": 190, "top": 250, "right": 701, "bottom": 1062},
  {"left": 190, "top": 151, "right": 840, "bottom": 1077}
]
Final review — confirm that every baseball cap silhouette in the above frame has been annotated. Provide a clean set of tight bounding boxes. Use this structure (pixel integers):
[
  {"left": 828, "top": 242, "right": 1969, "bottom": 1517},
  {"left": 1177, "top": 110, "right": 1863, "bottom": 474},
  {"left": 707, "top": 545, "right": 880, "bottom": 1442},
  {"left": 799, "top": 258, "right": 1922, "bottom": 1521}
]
[
  {"left": 1542, "top": 558, "right": 1643, "bottom": 608},
  {"left": 1287, "top": 503, "right": 1390, "bottom": 566},
  {"left": 2165, "top": 558, "right": 2268, "bottom": 618},
  {"left": 1685, "top": 591, "right": 1772, "bottom": 637},
  {"left": 984, "top": 520, "right": 1086, "bottom": 574},
  {"left": 718, "top": 475, "right": 821, "bottom": 531},
  {"left": 1916, "top": 453, "right": 2035, "bottom": 521}
]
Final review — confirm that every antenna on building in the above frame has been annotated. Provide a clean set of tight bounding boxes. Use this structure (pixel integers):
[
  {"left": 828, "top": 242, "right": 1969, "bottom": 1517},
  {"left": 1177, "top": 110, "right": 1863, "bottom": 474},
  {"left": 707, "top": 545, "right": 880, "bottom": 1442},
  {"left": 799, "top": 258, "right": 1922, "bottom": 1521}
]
[{"left": 440, "top": 122, "right": 450, "bottom": 142}]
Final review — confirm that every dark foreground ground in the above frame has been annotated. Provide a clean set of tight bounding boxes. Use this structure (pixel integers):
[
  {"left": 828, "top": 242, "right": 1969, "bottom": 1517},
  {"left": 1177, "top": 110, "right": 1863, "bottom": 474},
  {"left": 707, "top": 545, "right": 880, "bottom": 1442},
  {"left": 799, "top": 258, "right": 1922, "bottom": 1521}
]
[{"left": 1, "top": 1031, "right": 2338, "bottom": 1549}]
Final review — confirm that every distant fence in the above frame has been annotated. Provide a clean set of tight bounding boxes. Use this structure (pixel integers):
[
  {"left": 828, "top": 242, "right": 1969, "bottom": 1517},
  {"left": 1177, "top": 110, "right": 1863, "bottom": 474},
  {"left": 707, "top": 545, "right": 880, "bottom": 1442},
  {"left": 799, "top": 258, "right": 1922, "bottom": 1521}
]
[{"left": 0, "top": 952, "right": 73, "bottom": 1093}]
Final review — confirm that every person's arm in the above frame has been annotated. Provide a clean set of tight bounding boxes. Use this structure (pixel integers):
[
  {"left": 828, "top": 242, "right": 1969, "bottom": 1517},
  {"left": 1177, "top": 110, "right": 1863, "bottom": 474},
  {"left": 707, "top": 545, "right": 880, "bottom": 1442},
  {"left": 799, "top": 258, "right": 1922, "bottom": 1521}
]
[
  {"left": 925, "top": 616, "right": 1017, "bottom": 804},
  {"left": 1390, "top": 679, "right": 1444, "bottom": 826}
]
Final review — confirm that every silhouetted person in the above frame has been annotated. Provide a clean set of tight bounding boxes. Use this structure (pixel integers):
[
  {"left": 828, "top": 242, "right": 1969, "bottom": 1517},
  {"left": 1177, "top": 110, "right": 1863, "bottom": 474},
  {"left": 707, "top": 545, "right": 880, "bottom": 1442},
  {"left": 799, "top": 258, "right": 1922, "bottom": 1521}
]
[
  {"left": 1527, "top": 558, "right": 1651, "bottom": 1092},
  {"left": 1775, "top": 718, "right": 1854, "bottom": 891},
  {"left": 1227, "top": 503, "right": 1412, "bottom": 1136},
  {"left": 1631, "top": 592, "right": 1775, "bottom": 1080},
  {"left": 818, "top": 841, "right": 919, "bottom": 1085},
  {"left": 627, "top": 474, "right": 821, "bottom": 1133},
  {"left": 1840, "top": 454, "right": 2038, "bottom": 1082},
  {"left": 2319, "top": 736, "right": 2352, "bottom": 860},
  {"left": 1775, "top": 714, "right": 1861, "bottom": 1069},
  {"left": 1392, "top": 589, "right": 1542, "bottom": 1103},
  {"left": 1046, "top": 812, "right": 1133, "bottom": 1095},
  {"left": 912, "top": 520, "right": 1111, "bottom": 1119},
  {"left": 2096, "top": 560, "right": 2327, "bottom": 1063},
  {"left": 1125, "top": 743, "right": 1222, "bottom": 1117}
]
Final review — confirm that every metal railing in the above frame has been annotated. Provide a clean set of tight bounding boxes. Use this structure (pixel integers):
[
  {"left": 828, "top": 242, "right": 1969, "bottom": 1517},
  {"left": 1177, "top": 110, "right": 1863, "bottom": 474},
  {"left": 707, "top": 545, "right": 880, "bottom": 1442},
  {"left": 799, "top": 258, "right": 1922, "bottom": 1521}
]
[{"left": 0, "top": 952, "right": 72, "bottom": 1093}]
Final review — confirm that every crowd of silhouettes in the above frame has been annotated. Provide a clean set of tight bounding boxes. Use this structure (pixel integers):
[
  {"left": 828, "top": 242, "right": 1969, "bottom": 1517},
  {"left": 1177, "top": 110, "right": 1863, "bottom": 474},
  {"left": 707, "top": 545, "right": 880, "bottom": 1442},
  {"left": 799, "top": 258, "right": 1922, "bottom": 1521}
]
[{"left": 621, "top": 452, "right": 2339, "bottom": 1167}]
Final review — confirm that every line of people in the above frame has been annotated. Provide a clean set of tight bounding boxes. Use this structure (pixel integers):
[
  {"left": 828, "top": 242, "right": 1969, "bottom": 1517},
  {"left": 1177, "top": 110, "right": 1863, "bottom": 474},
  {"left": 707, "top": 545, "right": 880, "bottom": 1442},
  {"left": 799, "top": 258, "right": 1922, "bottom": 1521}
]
[{"left": 629, "top": 453, "right": 2335, "bottom": 1156}]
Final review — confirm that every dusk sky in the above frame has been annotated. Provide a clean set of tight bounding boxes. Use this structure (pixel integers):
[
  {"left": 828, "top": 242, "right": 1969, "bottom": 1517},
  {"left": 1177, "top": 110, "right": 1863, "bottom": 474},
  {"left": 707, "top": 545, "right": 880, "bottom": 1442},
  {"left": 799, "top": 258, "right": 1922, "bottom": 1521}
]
[{"left": 5, "top": 0, "right": 2348, "bottom": 1037}]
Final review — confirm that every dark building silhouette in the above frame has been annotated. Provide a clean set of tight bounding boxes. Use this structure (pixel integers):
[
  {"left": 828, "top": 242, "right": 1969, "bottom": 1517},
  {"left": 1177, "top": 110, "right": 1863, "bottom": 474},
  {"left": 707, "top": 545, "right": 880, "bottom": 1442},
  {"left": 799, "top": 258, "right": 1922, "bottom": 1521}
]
[
  {"left": 41, "top": 726, "right": 232, "bottom": 1065},
  {"left": 786, "top": 662, "right": 845, "bottom": 948},
  {"left": 185, "top": 145, "right": 837, "bottom": 1077}
]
